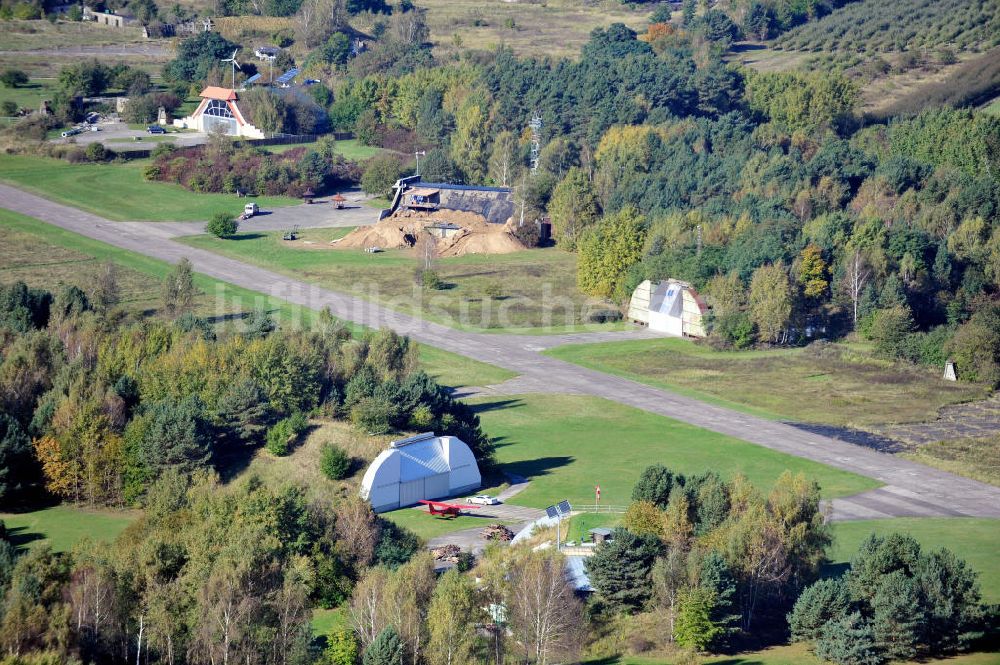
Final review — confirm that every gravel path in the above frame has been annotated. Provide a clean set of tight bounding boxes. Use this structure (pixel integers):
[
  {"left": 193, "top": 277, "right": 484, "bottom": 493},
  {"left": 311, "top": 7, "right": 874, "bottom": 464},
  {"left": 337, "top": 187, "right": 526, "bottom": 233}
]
[{"left": 4, "top": 183, "right": 1000, "bottom": 522}]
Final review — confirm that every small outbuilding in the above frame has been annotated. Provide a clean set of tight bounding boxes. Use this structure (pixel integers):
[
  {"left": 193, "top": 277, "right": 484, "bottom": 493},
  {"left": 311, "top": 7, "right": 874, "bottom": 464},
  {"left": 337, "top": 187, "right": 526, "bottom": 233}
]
[
  {"left": 360, "top": 432, "right": 482, "bottom": 513},
  {"left": 589, "top": 527, "right": 614, "bottom": 544},
  {"left": 627, "top": 279, "right": 707, "bottom": 338}
]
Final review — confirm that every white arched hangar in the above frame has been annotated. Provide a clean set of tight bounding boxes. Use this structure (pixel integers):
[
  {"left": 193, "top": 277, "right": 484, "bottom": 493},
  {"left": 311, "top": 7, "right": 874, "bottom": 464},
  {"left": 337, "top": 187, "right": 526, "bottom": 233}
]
[{"left": 360, "top": 432, "right": 482, "bottom": 513}]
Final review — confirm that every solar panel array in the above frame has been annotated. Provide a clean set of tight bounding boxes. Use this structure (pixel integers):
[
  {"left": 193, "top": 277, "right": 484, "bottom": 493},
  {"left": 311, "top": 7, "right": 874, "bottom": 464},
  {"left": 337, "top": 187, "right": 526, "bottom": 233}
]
[
  {"left": 275, "top": 67, "right": 300, "bottom": 85},
  {"left": 244, "top": 73, "right": 262, "bottom": 85},
  {"left": 556, "top": 500, "right": 572, "bottom": 516}
]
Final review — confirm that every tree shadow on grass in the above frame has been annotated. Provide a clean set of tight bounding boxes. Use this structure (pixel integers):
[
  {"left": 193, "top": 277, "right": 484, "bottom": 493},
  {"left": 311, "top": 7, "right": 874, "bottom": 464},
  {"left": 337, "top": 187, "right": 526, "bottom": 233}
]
[
  {"left": 6, "top": 526, "right": 44, "bottom": 553},
  {"left": 230, "top": 233, "right": 266, "bottom": 241},
  {"left": 468, "top": 398, "right": 525, "bottom": 414},
  {"left": 500, "top": 455, "right": 574, "bottom": 483}
]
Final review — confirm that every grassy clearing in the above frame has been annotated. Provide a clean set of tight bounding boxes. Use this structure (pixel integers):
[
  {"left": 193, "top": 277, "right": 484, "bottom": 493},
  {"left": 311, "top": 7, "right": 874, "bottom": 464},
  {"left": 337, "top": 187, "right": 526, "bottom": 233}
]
[
  {"left": 0, "top": 208, "right": 291, "bottom": 326},
  {"left": 544, "top": 337, "right": 987, "bottom": 428},
  {"left": 0, "top": 505, "right": 136, "bottom": 553},
  {"left": 587, "top": 643, "right": 1000, "bottom": 665},
  {"left": 902, "top": 435, "right": 1000, "bottom": 488},
  {"left": 182, "top": 229, "right": 621, "bottom": 331},
  {"left": 567, "top": 512, "right": 620, "bottom": 543},
  {"left": 222, "top": 418, "right": 392, "bottom": 502},
  {"left": 0, "top": 19, "right": 146, "bottom": 50},
  {"left": 0, "top": 154, "right": 298, "bottom": 222},
  {"left": 0, "top": 78, "right": 59, "bottom": 113},
  {"left": 265, "top": 139, "right": 388, "bottom": 162},
  {"left": 829, "top": 518, "right": 1000, "bottom": 604},
  {"left": 419, "top": 0, "right": 653, "bottom": 59},
  {"left": 468, "top": 394, "right": 882, "bottom": 509},
  {"left": 310, "top": 607, "right": 349, "bottom": 637}
]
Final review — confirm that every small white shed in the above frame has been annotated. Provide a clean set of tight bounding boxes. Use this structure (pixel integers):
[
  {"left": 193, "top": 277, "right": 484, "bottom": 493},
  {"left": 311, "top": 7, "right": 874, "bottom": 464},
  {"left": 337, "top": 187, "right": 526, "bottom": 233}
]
[
  {"left": 628, "top": 279, "right": 707, "bottom": 338},
  {"left": 359, "top": 432, "right": 482, "bottom": 513}
]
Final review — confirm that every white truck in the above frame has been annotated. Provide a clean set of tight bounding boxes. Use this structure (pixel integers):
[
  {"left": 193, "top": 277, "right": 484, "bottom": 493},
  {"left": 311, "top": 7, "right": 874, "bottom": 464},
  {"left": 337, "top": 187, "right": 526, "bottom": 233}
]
[{"left": 242, "top": 202, "right": 259, "bottom": 219}]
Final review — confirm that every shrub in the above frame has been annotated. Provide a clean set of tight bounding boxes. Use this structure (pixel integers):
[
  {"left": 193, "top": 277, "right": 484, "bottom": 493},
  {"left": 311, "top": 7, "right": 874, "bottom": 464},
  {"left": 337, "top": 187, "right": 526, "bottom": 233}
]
[
  {"left": 150, "top": 142, "right": 177, "bottom": 159},
  {"left": 455, "top": 550, "right": 475, "bottom": 572},
  {"left": 1, "top": 100, "right": 17, "bottom": 116},
  {"left": 319, "top": 443, "right": 351, "bottom": 480},
  {"left": 0, "top": 69, "right": 29, "bottom": 88},
  {"left": 350, "top": 396, "right": 396, "bottom": 435},
  {"left": 85, "top": 142, "right": 107, "bottom": 162},
  {"left": 586, "top": 308, "right": 623, "bottom": 324},
  {"left": 421, "top": 270, "right": 444, "bottom": 290},
  {"left": 207, "top": 212, "right": 238, "bottom": 238},
  {"left": 265, "top": 412, "right": 309, "bottom": 456},
  {"left": 714, "top": 310, "right": 755, "bottom": 349},
  {"left": 867, "top": 306, "right": 915, "bottom": 360},
  {"left": 360, "top": 154, "right": 403, "bottom": 198}
]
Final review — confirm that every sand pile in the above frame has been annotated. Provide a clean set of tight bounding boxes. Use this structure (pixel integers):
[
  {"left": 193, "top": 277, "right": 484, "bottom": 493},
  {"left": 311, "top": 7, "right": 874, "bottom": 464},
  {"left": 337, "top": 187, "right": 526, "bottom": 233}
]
[{"left": 332, "top": 209, "right": 527, "bottom": 256}]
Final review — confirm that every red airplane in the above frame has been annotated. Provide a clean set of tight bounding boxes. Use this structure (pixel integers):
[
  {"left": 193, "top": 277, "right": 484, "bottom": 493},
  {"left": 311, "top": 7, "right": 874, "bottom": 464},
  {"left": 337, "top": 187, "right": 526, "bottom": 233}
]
[{"left": 417, "top": 499, "right": 482, "bottom": 518}]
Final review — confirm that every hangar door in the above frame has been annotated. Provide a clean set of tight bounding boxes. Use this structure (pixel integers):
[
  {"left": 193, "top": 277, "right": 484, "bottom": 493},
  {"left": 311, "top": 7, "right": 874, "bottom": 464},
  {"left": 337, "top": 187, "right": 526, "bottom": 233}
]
[
  {"left": 202, "top": 99, "right": 238, "bottom": 136},
  {"left": 399, "top": 473, "right": 450, "bottom": 507}
]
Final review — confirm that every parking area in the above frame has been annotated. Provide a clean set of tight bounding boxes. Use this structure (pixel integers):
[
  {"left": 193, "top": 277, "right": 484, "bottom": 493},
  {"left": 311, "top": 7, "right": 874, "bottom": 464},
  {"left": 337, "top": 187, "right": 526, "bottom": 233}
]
[{"left": 57, "top": 120, "right": 208, "bottom": 151}]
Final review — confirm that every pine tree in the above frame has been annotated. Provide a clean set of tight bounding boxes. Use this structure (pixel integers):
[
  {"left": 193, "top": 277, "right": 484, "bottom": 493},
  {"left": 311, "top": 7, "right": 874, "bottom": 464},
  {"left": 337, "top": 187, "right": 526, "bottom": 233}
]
[
  {"left": 815, "top": 612, "right": 885, "bottom": 665},
  {"left": 788, "top": 578, "right": 851, "bottom": 641},
  {"left": 363, "top": 625, "right": 404, "bottom": 665},
  {"left": 870, "top": 571, "right": 921, "bottom": 661},
  {"left": 584, "top": 529, "right": 662, "bottom": 611}
]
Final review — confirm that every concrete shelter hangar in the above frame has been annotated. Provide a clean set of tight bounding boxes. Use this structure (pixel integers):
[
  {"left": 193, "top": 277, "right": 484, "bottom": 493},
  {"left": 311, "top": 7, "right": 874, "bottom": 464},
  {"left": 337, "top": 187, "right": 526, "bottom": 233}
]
[{"left": 360, "top": 433, "right": 482, "bottom": 513}]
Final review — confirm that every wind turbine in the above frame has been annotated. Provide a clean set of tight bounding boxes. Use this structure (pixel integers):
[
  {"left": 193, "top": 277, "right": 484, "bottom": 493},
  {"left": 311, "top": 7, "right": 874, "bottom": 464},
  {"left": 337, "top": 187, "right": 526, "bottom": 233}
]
[{"left": 221, "top": 49, "right": 241, "bottom": 90}]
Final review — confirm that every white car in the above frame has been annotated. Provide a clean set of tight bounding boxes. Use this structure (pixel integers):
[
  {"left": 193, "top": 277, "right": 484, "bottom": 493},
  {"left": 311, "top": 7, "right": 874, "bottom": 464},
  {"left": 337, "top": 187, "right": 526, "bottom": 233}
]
[{"left": 467, "top": 495, "right": 500, "bottom": 506}]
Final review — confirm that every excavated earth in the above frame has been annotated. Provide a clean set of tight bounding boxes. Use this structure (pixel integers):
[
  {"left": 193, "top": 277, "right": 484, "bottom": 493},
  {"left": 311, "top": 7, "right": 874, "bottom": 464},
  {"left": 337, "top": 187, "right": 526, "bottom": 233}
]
[{"left": 331, "top": 209, "right": 527, "bottom": 256}]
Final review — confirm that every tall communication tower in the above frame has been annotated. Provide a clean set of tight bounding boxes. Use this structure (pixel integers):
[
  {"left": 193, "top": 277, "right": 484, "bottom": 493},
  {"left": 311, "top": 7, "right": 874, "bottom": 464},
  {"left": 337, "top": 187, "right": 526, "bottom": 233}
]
[{"left": 529, "top": 113, "right": 542, "bottom": 176}]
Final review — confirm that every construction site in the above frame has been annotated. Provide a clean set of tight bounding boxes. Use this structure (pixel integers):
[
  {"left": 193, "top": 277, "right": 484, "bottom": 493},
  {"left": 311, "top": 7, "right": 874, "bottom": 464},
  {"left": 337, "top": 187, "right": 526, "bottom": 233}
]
[{"left": 330, "top": 177, "right": 536, "bottom": 257}]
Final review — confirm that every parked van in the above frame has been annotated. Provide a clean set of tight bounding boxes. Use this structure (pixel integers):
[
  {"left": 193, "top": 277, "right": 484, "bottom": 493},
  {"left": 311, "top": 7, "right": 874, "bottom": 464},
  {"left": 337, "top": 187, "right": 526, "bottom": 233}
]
[{"left": 243, "top": 202, "right": 259, "bottom": 217}]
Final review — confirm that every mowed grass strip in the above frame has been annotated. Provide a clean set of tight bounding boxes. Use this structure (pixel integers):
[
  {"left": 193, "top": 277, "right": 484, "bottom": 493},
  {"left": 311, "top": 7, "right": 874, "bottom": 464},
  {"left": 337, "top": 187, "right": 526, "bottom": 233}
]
[
  {"left": 467, "top": 394, "right": 882, "bottom": 509},
  {"left": 0, "top": 209, "right": 515, "bottom": 386},
  {"left": 182, "top": 229, "right": 621, "bottom": 332},
  {"left": 0, "top": 506, "right": 136, "bottom": 553},
  {"left": 829, "top": 518, "right": 1000, "bottom": 604},
  {"left": 0, "top": 154, "right": 298, "bottom": 222},
  {"left": 545, "top": 337, "right": 988, "bottom": 428}
]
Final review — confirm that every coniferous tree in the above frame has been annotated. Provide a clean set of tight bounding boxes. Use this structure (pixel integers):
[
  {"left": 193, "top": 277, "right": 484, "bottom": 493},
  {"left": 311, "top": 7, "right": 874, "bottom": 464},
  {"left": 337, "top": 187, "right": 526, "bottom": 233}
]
[
  {"left": 585, "top": 529, "right": 662, "bottom": 611},
  {"left": 363, "top": 625, "right": 404, "bottom": 665}
]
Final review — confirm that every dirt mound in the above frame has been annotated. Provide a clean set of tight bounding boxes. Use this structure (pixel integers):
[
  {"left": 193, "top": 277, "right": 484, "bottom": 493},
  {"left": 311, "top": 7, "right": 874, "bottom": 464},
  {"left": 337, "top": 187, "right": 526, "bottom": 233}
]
[{"left": 332, "top": 209, "right": 527, "bottom": 257}]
